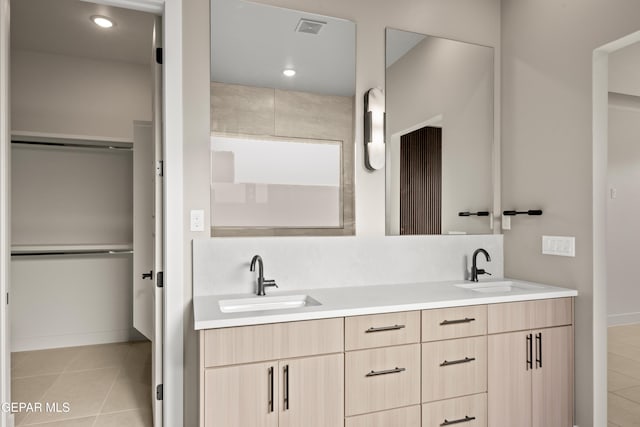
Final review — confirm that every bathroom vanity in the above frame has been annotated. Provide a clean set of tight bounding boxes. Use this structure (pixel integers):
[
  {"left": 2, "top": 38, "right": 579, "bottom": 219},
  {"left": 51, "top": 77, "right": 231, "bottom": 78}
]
[{"left": 195, "top": 280, "right": 576, "bottom": 427}]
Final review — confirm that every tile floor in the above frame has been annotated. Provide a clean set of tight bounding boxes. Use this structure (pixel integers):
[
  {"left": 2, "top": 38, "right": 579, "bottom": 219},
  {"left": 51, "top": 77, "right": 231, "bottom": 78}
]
[
  {"left": 609, "top": 324, "right": 640, "bottom": 426},
  {"left": 11, "top": 341, "right": 153, "bottom": 427}
]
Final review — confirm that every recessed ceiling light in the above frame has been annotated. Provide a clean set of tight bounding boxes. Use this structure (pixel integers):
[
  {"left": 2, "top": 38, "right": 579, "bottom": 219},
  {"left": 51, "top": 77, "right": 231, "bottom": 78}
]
[
  {"left": 91, "top": 15, "right": 115, "bottom": 29},
  {"left": 283, "top": 69, "right": 296, "bottom": 77}
]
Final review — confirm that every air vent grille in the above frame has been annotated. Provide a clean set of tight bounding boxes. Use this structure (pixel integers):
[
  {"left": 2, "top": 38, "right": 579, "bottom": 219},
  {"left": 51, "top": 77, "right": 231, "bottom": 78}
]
[{"left": 295, "top": 18, "right": 326, "bottom": 35}]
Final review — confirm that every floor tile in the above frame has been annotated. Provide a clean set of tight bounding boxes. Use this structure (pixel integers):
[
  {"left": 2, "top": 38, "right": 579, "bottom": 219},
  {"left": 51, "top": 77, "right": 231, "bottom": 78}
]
[
  {"left": 101, "top": 378, "right": 151, "bottom": 414},
  {"left": 125, "top": 341, "right": 151, "bottom": 366},
  {"left": 11, "top": 374, "right": 58, "bottom": 426},
  {"left": 12, "top": 347, "right": 81, "bottom": 378},
  {"left": 610, "top": 340, "right": 640, "bottom": 362},
  {"left": 94, "top": 408, "right": 153, "bottom": 427},
  {"left": 614, "top": 385, "right": 640, "bottom": 405},
  {"left": 65, "top": 343, "right": 131, "bottom": 372},
  {"left": 609, "top": 393, "right": 640, "bottom": 427},
  {"left": 22, "top": 367, "right": 118, "bottom": 424},
  {"left": 609, "top": 369, "right": 640, "bottom": 392},
  {"left": 117, "top": 363, "right": 151, "bottom": 385},
  {"left": 24, "top": 416, "right": 96, "bottom": 426},
  {"left": 609, "top": 352, "right": 640, "bottom": 379}
]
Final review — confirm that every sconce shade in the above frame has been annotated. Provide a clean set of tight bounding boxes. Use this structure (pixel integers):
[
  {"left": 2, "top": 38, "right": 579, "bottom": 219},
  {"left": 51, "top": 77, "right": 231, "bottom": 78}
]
[{"left": 364, "top": 88, "right": 385, "bottom": 170}]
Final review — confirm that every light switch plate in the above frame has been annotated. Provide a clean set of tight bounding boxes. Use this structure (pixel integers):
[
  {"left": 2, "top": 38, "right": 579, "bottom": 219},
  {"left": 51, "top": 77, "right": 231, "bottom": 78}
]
[
  {"left": 542, "top": 235, "right": 575, "bottom": 257},
  {"left": 190, "top": 209, "right": 205, "bottom": 232},
  {"left": 502, "top": 215, "right": 511, "bottom": 230}
]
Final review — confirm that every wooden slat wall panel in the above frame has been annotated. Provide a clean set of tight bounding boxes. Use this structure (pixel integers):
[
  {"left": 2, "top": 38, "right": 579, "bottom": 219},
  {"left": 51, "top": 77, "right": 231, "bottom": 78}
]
[{"left": 400, "top": 126, "right": 442, "bottom": 235}]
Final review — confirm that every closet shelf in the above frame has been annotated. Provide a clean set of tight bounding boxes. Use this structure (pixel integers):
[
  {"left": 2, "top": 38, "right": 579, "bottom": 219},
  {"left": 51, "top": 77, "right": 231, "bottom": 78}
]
[{"left": 11, "top": 243, "right": 133, "bottom": 256}]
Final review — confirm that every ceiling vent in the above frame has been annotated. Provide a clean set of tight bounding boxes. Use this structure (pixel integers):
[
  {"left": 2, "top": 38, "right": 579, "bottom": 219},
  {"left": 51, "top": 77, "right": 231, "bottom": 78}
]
[{"left": 295, "top": 18, "right": 326, "bottom": 35}]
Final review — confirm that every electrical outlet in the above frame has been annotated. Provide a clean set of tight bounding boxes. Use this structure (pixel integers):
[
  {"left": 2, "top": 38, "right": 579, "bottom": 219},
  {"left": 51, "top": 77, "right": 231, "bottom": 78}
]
[
  {"left": 542, "top": 235, "right": 575, "bottom": 257},
  {"left": 190, "top": 209, "right": 205, "bottom": 232},
  {"left": 502, "top": 215, "right": 511, "bottom": 230}
]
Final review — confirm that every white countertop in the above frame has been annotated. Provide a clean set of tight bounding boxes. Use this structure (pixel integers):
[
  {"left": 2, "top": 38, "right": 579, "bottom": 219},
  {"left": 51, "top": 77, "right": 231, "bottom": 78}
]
[{"left": 193, "top": 278, "right": 578, "bottom": 330}]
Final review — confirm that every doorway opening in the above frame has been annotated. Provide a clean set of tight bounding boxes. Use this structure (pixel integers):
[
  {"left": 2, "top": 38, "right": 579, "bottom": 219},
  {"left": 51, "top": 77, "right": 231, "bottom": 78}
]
[
  {"left": 593, "top": 30, "right": 640, "bottom": 426},
  {"left": 7, "top": 0, "right": 162, "bottom": 425}
]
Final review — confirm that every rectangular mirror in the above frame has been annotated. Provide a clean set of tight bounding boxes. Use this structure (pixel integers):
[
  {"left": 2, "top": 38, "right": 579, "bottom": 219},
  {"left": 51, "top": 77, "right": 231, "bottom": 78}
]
[
  {"left": 385, "top": 28, "right": 495, "bottom": 235},
  {"left": 210, "top": 0, "right": 356, "bottom": 236}
]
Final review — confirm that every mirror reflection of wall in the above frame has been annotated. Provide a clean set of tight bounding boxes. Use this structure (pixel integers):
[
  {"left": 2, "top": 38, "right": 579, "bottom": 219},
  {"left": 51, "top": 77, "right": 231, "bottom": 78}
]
[
  {"left": 210, "top": 0, "right": 356, "bottom": 236},
  {"left": 385, "top": 29, "right": 494, "bottom": 236}
]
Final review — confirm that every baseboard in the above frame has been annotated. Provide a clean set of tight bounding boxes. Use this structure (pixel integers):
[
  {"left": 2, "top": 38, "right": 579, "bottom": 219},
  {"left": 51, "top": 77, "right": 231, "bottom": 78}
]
[
  {"left": 608, "top": 312, "right": 640, "bottom": 326},
  {"left": 11, "top": 328, "right": 143, "bottom": 352}
]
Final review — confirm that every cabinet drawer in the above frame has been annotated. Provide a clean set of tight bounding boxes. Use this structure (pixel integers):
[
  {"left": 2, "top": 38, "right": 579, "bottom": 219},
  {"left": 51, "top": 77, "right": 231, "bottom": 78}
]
[
  {"left": 346, "top": 405, "right": 421, "bottom": 427},
  {"left": 422, "top": 336, "right": 487, "bottom": 402},
  {"left": 345, "top": 311, "right": 420, "bottom": 350},
  {"left": 422, "top": 394, "right": 487, "bottom": 427},
  {"left": 422, "top": 305, "right": 487, "bottom": 342},
  {"left": 346, "top": 344, "right": 421, "bottom": 416},
  {"left": 488, "top": 298, "right": 572, "bottom": 334},
  {"left": 203, "top": 318, "right": 344, "bottom": 367}
]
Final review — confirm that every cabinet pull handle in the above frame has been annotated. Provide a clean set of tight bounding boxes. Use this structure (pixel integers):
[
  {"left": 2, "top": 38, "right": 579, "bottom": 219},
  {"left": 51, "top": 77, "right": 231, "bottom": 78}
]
[
  {"left": 526, "top": 333, "right": 533, "bottom": 370},
  {"left": 440, "top": 317, "right": 476, "bottom": 326},
  {"left": 366, "top": 367, "right": 406, "bottom": 377},
  {"left": 365, "top": 324, "right": 405, "bottom": 333},
  {"left": 536, "top": 332, "right": 543, "bottom": 368},
  {"left": 283, "top": 365, "right": 289, "bottom": 410},
  {"left": 439, "top": 357, "right": 476, "bottom": 367},
  {"left": 440, "top": 415, "right": 477, "bottom": 426},
  {"left": 268, "top": 366, "right": 274, "bottom": 413}
]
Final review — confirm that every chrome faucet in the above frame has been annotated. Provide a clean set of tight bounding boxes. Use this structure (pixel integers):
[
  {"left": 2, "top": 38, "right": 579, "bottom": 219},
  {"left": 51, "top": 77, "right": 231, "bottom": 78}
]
[
  {"left": 470, "top": 248, "right": 492, "bottom": 282},
  {"left": 250, "top": 255, "right": 278, "bottom": 296}
]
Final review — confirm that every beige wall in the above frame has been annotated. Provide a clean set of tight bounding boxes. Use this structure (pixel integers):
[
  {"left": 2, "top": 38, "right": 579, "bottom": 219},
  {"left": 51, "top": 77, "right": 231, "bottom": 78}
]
[
  {"left": 183, "top": 0, "right": 500, "bottom": 425},
  {"left": 11, "top": 50, "right": 151, "bottom": 140},
  {"left": 501, "top": 1, "right": 640, "bottom": 425},
  {"left": 609, "top": 42, "right": 640, "bottom": 97}
]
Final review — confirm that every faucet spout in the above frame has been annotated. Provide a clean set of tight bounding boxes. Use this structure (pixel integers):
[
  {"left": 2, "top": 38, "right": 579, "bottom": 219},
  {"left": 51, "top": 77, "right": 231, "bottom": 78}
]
[
  {"left": 250, "top": 254, "right": 278, "bottom": 296},
  {"left": 470, "top": 248, "right": 491, "bottom": 282}
]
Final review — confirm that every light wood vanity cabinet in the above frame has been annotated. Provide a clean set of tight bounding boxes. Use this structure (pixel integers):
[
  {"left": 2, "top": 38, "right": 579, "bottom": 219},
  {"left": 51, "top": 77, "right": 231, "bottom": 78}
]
[
  {"left": 487, "top": 298, "right": 574, "bottom": 427},
  {"left": 200, "top": 318, "right": 344, "bottom": 427},
  {"left": 200, "top": 298, "right": 574, "bottom": 427}
]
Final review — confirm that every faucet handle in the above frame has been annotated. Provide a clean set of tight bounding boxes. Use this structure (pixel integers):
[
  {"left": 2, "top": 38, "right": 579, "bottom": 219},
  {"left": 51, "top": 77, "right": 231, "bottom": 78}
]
[
  {"left": 263, "top": 279, "right": 278, "bottom": 289},
  {"left": 477, "top": 269, "right": 491, "bottom": 276}
]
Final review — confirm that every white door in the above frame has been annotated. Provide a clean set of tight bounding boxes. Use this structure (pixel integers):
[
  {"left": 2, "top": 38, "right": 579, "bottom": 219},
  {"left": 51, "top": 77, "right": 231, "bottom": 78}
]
[
  {"left": 133, "top": 16, "right": 164, "bottom": 426},
  {"left": 0, "top": 0, "right": 11, "bottom": 426}
]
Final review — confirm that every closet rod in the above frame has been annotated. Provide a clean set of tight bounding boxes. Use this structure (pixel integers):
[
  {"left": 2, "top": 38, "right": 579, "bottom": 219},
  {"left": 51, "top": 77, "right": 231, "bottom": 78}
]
[
  {"left": 11, "top": 140, "right": 133, "bottom": 151},
  {"left": 11, "top": 250, "right": 133, "bottom": 257}
]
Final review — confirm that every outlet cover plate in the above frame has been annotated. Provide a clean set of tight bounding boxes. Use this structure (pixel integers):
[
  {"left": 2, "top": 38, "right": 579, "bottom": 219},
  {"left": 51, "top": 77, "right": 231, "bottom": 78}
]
[{"left": 542, "top": 235, "right": 575, "bottom": 257}]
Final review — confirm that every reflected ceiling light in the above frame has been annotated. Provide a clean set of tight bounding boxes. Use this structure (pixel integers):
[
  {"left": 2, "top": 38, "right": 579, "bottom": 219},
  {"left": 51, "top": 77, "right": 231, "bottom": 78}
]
[
  {"left": 364, "top": 88, "right": 386, "bottom": 171},
  {"left": 283, "top": 69, "right": 296, "bottom": 77},
  {"left": 91, "top": 15, "right": 115, "bottom": 28}
]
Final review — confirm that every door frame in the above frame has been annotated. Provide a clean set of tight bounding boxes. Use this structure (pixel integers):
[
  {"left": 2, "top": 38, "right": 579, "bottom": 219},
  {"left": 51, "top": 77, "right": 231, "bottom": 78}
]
[
  {"left": 592, "top": 30, "right": 640, "bottom": 427},
  {"left": 0, "top": 0, "right": 185, "bottom": 426}
]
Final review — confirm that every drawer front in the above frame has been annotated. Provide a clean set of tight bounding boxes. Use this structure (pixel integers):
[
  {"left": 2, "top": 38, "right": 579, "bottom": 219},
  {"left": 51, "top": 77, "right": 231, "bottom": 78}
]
[
  {"left": 203, "top": 318, "right": 343, "bottom": 367},
  {"left": 422, "top": 394, "right": 487, "bottom": 427},
  {"left": 422, "top": 305, "right": 487, "bottom": 342},
  {"left": 346, "top": 405, "right": 421, "bottom": 427},
  {"left": 345, "top": 311, "right": 420, "bottom": 350},
  {"left": 346, "top": 344, "right": 421, "bottom": 416},
  {"left": 422, "top": 336, "right": 487, "bottom": 402},
  {"left": 488, "top": 298, "right": 572, "bottom": 334}
]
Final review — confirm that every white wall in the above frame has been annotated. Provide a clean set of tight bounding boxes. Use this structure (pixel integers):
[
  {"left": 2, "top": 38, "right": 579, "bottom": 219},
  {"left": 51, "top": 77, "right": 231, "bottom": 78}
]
[
  {"left": 182, "top": 1, "right": 501, "bottom": 425},
  {"left": 609, "top": 42, "right": 640, "bottom": 97},
  {"left": 501, "top": 1, "right": 640, "bottom": 425},
  {"left": 607, "top": 93, "right": 640, "bottom": 325},
  {"left": 11, "top": 49, "right": 151, "bottom": 140}
]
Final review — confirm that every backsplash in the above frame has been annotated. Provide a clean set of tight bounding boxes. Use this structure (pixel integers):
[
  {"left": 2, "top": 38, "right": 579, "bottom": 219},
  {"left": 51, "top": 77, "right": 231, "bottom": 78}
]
[{"left": 193, "top": 235, "right": 503, "bottom": 296}]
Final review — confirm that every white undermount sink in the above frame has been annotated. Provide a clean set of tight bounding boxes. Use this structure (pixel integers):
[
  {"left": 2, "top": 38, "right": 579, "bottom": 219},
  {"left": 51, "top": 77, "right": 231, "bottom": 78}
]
[
  {"left": 454, "top": 280, "right": 544, "bottom": 293},
  {"left": 218, "top": 294, "right": 322, "bottom": 313}
]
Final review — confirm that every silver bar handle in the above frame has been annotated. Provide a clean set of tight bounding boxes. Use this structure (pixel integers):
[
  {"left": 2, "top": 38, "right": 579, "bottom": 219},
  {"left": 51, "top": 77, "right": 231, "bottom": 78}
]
[
  {"left": 440, "top": 317, "right": 476, "bottom": 326},
  {"left": 365, "top": 324, "right": 405, "bottom": 333},
  {"left": 440, "top": 357, "right": 476, "bottom": 367},
  {"left": 441, "top": 415, "right": 477, "bottom": 426},
  {"left": 366, "top": 367, "right": 406, "bottom": 377}
]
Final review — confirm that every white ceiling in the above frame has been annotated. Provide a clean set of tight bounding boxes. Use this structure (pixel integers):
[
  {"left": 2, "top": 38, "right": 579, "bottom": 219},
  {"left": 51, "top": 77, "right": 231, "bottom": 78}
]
[
  {"left": 210, "top": 0, "right": 356, "bottom": 97},
  {"left": 11, "top": 0, "right": 155, "bottom": 65},
  {"left": 386, "top": 28, "right": 426, "bottom": 68}
]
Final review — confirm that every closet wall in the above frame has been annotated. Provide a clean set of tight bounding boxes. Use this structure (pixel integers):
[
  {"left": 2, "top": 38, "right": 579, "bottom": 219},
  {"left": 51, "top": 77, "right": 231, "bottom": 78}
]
[{"left": 10, "top": 48, "right": 151, "bottom": 351}]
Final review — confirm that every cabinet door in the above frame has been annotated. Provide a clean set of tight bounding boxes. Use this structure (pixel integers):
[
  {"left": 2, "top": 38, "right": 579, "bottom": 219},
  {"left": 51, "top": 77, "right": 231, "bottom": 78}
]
[
  {"left": 204, "top": 362, "right": 278, "bottom": 427},
  {"left": 279, "top": 353, "right": 344, "bottom": 427},
  {"left": 488, "top": 331, "right": 532, "bottom": 427},
  {"left": 532, "top": 326, "right": 573, "bottom": 427}
]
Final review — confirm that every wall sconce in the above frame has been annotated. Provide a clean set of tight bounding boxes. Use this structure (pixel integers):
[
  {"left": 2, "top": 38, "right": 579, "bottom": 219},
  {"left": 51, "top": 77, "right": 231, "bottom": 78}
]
[{"left": 364, "top": 88, "right": 385, "bottom": 171}]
